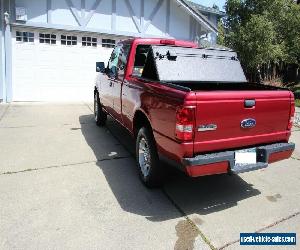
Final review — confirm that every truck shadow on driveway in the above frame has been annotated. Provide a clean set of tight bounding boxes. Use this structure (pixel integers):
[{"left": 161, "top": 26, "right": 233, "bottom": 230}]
[{"left": 79, "top": 114, "right": 261, "bottom": 221}]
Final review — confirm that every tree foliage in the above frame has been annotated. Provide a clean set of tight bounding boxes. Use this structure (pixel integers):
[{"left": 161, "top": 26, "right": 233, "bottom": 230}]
[
  {"left": 222, "top": 0, "right": 300, "bottom": 82},
  {"left": 217, "top": 20, "right": 226, "bottom": 46}
]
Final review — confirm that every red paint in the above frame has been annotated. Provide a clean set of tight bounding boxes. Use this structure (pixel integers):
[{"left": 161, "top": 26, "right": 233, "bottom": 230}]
[
  {"left": 288, "top": 97, "right": 295, "bottom": 130},
  {"left": 96, "top": 38, "right": 295, "bottom": 177},
  {"left": 185, "top": 162, "right": 229, "bottom": 177},
  {"left": 268, "top": 150, "right": 293, "bottom": 164},
  {"left": 193, "top": 91, "right": 292, "bottom": 154},
  {"left": 193, "top": 131, "right": 289, "bottom": 153}
]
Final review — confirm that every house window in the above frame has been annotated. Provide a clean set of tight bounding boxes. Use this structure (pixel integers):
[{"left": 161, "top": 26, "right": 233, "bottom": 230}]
[
  {"left": 16, "top": 31, "right": 34, "bottom": 42},
  {"left": 61, "top": 35, "right": 77, "bottom": 45},
  {"left": 82, "top": 36, "right": 97, "bottom": 47},
  {"left": 102, "top": 39, "right": 116, "bottom": 48},
  {"left": 82, "top": 37, "right": 97, "bottom": 47},
  {"left": 39, "top": 33, "right": 56, "bottom": 44}
]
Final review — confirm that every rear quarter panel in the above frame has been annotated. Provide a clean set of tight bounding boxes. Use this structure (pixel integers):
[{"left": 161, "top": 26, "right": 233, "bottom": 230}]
[{"left": 121, "top": 77, "right": 195, "bottom": 161}]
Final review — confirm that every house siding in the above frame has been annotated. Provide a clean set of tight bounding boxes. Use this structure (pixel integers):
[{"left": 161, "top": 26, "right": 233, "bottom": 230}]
[
  {"left": 0, "top": 0, "right": 220, "bottom": 102},
  {"left": 12, "top": 0, "right": 203, "bottom": 40},
  {"left": 0, "top": 0, "right": 4, "bottom": 101}
]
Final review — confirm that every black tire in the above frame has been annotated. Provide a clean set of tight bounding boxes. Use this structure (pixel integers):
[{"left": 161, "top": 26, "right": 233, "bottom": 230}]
[
  {"left": 136, "top": 126, "right": 164, "bottom": 188},
  {"left": 94, "top": 91, "right": 107, "bottom": 126}
]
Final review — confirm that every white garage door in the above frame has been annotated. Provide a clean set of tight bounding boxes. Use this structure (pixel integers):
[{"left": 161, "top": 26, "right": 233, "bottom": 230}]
[{"left": 12, "top": 28, "right": 118, "bottom": 101}]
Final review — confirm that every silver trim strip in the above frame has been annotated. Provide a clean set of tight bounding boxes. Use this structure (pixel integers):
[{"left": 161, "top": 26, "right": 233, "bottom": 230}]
[{"left": 198, "top": 124, "right": 217, "bottom": 132}]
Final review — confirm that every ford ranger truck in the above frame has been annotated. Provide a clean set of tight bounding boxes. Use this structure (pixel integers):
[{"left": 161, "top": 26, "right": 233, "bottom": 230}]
[{"left": 94, "top": 38, "right": 295, "bottom": 187}]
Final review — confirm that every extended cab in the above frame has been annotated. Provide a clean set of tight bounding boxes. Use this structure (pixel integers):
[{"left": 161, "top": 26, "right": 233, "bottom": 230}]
[{"left": 94, "top": 38, "right": 295, "bottom": 187}]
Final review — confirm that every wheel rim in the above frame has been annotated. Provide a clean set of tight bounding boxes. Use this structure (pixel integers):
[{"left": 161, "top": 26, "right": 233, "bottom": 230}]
[
  {"left": 138, "top": 137, "right": 151, "bottom": 177},
  {"left": 94, "top": 94, "right": 98, "bottom": 121}
]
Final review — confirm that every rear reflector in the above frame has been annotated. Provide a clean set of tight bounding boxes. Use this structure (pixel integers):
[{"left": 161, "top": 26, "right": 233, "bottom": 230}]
[
  {"left": 268, "top": 150, "right": 293, "bottom": 164},
  {"left": 175, "top": 107, "right": 195, "bottom": 141},
  {"left": 186, "top": 162, "right": 229, "bottom": 177}
]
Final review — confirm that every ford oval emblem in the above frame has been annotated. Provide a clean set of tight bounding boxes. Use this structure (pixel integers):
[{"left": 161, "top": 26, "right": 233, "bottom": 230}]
[{"left": 241, "top": 118, "right": 256, "bottom": 129}]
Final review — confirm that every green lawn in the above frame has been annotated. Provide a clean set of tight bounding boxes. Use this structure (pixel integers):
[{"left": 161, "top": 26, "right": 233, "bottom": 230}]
[{"left": 296, "top": 99, "right": 300, "bottom": 107}]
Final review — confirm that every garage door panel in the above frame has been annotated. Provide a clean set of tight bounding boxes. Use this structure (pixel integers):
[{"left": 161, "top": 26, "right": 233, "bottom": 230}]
[{"left": 12, "top": 28, "right": 114, "bottom": 101}]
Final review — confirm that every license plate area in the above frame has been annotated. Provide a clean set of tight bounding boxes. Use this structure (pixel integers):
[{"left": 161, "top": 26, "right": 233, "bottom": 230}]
[{"left": 235, "top": 148, "right": 257, "bottom": 166}]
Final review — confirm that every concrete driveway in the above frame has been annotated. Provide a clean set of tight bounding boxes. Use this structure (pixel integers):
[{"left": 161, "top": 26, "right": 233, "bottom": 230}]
[{"left": 0, "top": 103, "right": 299, "bottom": 250}]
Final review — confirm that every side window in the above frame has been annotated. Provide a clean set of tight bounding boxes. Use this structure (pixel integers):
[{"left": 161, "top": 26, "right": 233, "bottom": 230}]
[
  {"left": 117, "top": 44, "right": 131, "bottom": 76},
  {"left": 107, "top": 46, "right": 121, "bottom": 76}
]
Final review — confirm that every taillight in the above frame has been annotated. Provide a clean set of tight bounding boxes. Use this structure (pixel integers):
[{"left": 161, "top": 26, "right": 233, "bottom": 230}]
[
  {"left": 160, "top": 39, "right": 176, "bottom": 45},
  {"left": 288, "top": 100, "right": 295, "bottom": 130},
  {"left": 175, "top": 107, "right": 195, "bottom": 141}
]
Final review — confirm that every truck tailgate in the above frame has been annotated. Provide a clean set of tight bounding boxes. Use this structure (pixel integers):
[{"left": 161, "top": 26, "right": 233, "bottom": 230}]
[{"left": 194, "top": 90, "right": 292, "bottom": 154}]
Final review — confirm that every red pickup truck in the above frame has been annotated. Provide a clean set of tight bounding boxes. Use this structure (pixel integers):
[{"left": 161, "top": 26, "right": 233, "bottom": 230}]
[{"left": 94, "top": 38, "right": 295, "bottom": 187}]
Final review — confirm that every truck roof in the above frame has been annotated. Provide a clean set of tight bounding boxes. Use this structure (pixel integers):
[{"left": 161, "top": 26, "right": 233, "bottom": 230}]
[{"left": 119, "top": 38, "right": 198, "bottom": 48}]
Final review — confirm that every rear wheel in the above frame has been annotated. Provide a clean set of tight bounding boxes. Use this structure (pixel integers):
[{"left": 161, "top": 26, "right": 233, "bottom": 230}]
[
  {"left": 136, "top": 126, "right": 164, "bottom": 188},
  {"left": 94, "top": 91, "right": 107, "bottom": 126}
]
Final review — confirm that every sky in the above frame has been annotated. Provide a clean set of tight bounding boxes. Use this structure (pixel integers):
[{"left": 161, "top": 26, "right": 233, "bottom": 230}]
[{"left": 191, "top": 0, "right": 226, "bottom": 10}]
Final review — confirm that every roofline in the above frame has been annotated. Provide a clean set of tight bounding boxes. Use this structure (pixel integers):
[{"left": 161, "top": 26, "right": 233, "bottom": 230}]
[
  {"left": 120, "top": 38, "right": 198, "bottom": 47},
  {"left": 200, "top": 9, "right": 226, "bottom": 17},
  {"left": 173, "top": 0, "right": 219, "bottom": 34},
  {"left": 186, "top": 1, "right": 226, "bottom": 17}
]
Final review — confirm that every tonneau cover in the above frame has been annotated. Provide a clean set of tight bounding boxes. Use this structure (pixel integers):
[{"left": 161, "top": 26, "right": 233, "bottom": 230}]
[{"left": 146, "top": 45, "right": 247, "bottom": 83}]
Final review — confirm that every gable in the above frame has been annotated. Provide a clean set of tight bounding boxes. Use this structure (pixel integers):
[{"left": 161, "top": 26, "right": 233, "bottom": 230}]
[{"left": 13, "top": 0, "right": 217, "bottom": 40}]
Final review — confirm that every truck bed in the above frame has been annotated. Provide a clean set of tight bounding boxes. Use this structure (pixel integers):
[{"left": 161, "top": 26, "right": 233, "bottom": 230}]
[
  {"left": 170, "top": 81, "right": 286, "bottom": 91},
  {"left": 136, "top": 75, "right": 292, "bottom": 155},
  {"left": 141, "top": 79, "right": 291, "bottom": 155},
  {"left": 139, "top": 45, "right": 292, "bottom": 154}
]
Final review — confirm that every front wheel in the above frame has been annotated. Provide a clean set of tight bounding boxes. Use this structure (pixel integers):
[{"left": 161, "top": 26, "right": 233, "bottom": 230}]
[
  {"left": 136, "top": 127, "right": 164, "bottom": 188},
  {"left": 94, "top": 91, "right": 107, "bottom": 126}
]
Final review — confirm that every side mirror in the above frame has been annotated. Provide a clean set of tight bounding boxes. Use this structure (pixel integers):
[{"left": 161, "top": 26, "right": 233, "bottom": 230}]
[
  {"left": 96, "top": 67, "right": 106, "bottom": 73},
  {"left": 96, "top": 62, "right": 105, "bottom": 73}
]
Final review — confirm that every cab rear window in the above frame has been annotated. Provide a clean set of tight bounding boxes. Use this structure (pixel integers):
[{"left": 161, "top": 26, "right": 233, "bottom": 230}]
[{"left": 132, "top": 45, "right": 150, "bottom": 77}]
